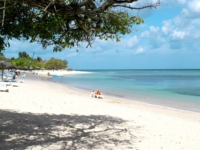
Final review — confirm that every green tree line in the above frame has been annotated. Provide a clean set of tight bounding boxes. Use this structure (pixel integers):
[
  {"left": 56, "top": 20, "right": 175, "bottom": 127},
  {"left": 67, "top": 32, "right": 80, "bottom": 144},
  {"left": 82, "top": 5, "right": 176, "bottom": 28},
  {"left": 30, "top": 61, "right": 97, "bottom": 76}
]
[{"left": 0, "top": 51, "right": 68, "bottom": 70}]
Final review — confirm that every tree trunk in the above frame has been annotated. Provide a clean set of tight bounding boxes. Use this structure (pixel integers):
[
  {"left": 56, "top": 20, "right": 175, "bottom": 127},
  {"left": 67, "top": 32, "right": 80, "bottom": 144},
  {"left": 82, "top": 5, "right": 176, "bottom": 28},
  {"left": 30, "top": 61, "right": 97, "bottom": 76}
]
[{"left": 1, "top": 68, "right": 4, "bottom": 81}]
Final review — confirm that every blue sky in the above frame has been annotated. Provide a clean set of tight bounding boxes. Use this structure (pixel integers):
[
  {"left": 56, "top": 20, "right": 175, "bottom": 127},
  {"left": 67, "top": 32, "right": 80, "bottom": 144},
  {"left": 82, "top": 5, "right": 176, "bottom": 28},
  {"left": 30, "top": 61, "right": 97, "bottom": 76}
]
[{"left": 3, "top": 0, "right": 200, "bottom": 70}]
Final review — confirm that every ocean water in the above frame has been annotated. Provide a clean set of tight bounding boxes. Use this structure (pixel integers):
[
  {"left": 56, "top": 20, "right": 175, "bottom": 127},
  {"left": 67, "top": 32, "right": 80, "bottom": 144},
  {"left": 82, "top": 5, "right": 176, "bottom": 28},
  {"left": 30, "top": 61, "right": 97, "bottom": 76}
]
[{"left": 52, "top": 69, "right": 200, "bottom": 112}]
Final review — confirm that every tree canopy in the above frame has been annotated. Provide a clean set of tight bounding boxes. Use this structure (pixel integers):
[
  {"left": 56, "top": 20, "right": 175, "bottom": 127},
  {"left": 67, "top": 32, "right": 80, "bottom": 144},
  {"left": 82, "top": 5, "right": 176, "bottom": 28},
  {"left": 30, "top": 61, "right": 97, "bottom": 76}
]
[
  {"left": 18, "top": 51, "right": 30, "bottom": 58},
  {"left": 45, "top": 57, "right": 68, "bottom": 69},
  {"left": 0, "top": 0, "right": 160, "bottom": 52},
  {"left": 10, "top": 52, "right": 68, "bottom": 69}
]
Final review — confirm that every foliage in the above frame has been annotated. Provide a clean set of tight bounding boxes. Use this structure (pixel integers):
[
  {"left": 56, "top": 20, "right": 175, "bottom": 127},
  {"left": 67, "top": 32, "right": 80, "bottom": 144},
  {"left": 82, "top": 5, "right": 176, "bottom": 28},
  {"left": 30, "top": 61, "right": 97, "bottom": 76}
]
[
  {"left": 63, "top": 60, "right": 68, "bottom": 66},
  {"left": 45, "top": 57, "right": 68, "bottom": 69},
  {"left": 0, "top": 0, "right": 160, "bottom": 52},
  {"left": 37, "top": 57, "right": 42, "bottom": 62},
  {"left": 18, "top": 52, "right": 30, "bottom": 58},
  {"left": 11, "top": 57, "right": 31, "bottom": 69},
  {"left": 10, "top": 54, "right": 67, "bottom": 69}
]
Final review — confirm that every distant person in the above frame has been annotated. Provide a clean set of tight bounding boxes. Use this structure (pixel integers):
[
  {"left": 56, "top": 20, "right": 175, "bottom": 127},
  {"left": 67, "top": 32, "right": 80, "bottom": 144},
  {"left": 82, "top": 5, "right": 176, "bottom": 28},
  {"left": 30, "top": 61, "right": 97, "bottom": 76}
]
[
  {"left": 12, "top": 74, "right": 16, "bottom": 80},
  {"left": 90, "top": 89, "right": 104, "bottom": 99},
  {"left": 95, "top": 89, "right": 101, "bottom": 95}
]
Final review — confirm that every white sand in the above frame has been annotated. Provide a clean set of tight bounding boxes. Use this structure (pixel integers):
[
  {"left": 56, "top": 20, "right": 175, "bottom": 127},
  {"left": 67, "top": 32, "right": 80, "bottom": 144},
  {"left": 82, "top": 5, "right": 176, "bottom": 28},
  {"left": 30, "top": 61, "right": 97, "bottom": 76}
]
[
  {"left": 0, "top": 73, "right": 200, "bottom": 150},
  {"left": 33, "top": 70, "right": 92, "bottom": 76}
]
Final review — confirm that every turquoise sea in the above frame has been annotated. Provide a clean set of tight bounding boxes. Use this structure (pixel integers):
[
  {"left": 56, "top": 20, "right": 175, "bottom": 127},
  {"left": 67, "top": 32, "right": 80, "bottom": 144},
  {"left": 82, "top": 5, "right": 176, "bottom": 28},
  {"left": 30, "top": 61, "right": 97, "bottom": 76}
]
[{"left": 52, "top": 69, "right": 200, "bottom": 112}]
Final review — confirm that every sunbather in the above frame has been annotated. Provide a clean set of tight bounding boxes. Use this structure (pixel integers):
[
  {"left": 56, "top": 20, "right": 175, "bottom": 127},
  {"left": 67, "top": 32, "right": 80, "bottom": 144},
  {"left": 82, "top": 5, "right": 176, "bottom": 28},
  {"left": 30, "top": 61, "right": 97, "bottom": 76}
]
[
  {"left": 95, "top": 89, "right": 101, "bottom": 95},
  {"left": 91, "top": 89, "right": 104, "bottom": 98}
]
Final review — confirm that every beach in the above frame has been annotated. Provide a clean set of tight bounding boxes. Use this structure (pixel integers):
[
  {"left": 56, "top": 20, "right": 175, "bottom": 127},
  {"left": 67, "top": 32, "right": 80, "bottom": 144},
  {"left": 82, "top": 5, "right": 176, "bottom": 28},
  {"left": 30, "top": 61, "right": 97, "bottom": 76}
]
[{"left": 0, "top": 72, "right": 200, "bottom": 150}]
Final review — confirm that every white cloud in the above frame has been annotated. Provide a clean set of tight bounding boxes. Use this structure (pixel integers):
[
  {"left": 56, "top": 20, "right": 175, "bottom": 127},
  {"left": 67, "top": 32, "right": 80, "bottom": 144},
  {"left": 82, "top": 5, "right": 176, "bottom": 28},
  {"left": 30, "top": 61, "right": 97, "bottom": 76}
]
[
  {"left": 141, "top": 26, "right": 159, "bottom": 38},
  {"left": 132, "top": 0, "right": 163, "bottom": 7},
  {"left": 134, "top": 47, "right": 145, "bottom": 54},
  {"left": 170, "top": 30, "right": 187, "bottom": 40},
  {"left": 8, "top": 40, "right": 32, "bottom": 52},
  {"left": 150, "top": 26, "right": 159, "bottom": 33},
  {"left": 66, "top": 52, "right": 78, "bottom": 57},
  {"left": 80, "top": 36, "right": 139, "bottom": 55},
  {"left": 177, "top": 0, "right": 186, "bottom": 4},
  {"left": 123, "top": 36, "right": 139, "bottom": 48},
  {"left": 188, "top": 0, "right": 200, "bottom": 13},
  {"left": 80, "top": 39, "right": 113, "bottom": 53},
  {"left": 153, "top": 0, "right": 200, "bottom": 50},
  {"left": 162, "top": 20, "right": 173, "bottom": 35},
  {"left": 192, "top": 18, "right": 200, "bottom": 25},
  {"left": 140, "top": 26, "right": 164, "bottom": 49}
]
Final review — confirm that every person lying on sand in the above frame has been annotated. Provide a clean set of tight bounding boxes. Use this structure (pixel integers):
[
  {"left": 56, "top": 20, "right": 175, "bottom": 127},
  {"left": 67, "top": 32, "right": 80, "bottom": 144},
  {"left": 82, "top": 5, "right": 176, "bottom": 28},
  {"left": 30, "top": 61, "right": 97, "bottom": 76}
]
[
  {"left": 90, "top": 89, "right": 104, "bottom": 99},
  {"left": 94, "top": 89, "right": 101, "bottom": 95}
]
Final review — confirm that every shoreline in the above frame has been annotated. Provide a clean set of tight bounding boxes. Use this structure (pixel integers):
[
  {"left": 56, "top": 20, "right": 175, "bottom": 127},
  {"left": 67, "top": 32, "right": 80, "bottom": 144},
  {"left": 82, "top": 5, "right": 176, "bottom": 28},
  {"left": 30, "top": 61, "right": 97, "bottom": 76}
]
[
  {"left": 3, "top": 70, "right": 200, "bottom": 115},
  {"left": 33, "top": 69, "right": 200, "bottom": 114},
  {"left": 35, "top": 72, "right": 200, "bottom": 120},
  {"left": 53, "top": 80, "right": 200, "bottom": 115},
  {"left": 11, "top": 72, "right": 200, "bottom": 119},
  {"left": 47, "top": 73, "right": 200, "bottom": 114},
  {"left": 33, "top": 70, "right": 92, "bottom": 76},
  {"left": 1, "top": 72, "right": 200, "bottom": 149}
]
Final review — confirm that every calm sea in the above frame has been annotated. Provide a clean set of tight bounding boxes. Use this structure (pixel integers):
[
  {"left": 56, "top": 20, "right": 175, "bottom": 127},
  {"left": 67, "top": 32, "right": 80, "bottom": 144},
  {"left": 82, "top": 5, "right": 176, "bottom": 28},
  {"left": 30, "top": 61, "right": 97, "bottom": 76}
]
[{"left": 52, "top": 69, "right": 200, "bottom": 112}]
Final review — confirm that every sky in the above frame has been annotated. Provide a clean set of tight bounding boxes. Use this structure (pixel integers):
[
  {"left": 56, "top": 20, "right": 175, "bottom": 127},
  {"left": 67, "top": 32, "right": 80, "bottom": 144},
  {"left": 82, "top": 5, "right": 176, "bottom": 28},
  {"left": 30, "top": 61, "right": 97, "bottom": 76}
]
[{"left": 3, "top": 0, "right": 200, "bottom": 70}]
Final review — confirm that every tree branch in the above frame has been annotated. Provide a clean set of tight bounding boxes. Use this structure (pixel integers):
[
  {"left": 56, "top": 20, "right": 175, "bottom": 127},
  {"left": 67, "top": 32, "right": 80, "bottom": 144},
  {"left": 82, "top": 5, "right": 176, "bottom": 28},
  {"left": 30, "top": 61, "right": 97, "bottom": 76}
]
[
  {"left": 44, "top": 1, "right": 53, "bottom": 12},
  {"left": 1, "top": 0, "right": 6, "bottom": 27}
]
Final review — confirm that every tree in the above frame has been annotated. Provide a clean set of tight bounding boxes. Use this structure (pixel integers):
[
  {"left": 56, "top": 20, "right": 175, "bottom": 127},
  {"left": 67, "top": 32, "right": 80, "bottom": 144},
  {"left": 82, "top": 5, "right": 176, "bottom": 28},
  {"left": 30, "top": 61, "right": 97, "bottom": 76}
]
[
  {"left": 12, "top": 57, "right": 31, "bottom": 69},
  {"left": 10, "top": 52, "right": 68, "bottom": 69},
  {"left": 63, "top": 59, "right": 68, "bottom": 66},
  {"left": 18, "top": 51, "right": 30, "bottom": 58},
  {"left": 37, "top": 57, "right": 42, "bottom": 62},
  {"left": 45, "top": 57, "right": 67, "bottom": 69},
  {"left": 0, "top": 0, "right": 160, "bottom": 52}
]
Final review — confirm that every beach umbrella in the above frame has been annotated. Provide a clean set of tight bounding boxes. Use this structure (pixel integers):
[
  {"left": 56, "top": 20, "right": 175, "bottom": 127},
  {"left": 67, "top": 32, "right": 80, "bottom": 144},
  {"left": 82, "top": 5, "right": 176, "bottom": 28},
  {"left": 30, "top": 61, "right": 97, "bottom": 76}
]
[
  {"left": 0, "top": 61, "right": 12, "bottom": 68},
  {"left": 6, "top": 65, "right": 17, "bottom": 69},
  {"left": 0, "top": 61, "right": 14, "bottom": 81}
]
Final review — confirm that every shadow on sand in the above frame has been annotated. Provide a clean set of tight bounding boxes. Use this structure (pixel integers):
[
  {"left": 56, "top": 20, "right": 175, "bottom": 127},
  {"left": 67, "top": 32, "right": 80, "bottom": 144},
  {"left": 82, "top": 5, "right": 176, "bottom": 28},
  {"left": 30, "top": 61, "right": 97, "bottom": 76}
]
[{"left": 0, "top": 110, "right": 139, "bottom": 150}]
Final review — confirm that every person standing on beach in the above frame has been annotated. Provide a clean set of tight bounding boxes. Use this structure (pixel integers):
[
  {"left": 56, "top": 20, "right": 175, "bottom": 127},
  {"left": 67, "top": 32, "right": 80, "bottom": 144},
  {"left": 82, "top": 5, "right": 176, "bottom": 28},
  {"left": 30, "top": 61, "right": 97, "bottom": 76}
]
[{"left": 12, "top": 74, "right": 16, "bottom": 80}]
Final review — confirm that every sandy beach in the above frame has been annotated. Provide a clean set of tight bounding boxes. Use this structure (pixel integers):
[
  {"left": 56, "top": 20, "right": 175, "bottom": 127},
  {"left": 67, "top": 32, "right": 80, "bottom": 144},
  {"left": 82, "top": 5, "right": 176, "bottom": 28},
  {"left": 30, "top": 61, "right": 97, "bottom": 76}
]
[
  {"left": 1, "top": 72, "right": 200, "bottom": 150},
  {"left": 34, "top": 70, "right": 92, "bottom": 76}
]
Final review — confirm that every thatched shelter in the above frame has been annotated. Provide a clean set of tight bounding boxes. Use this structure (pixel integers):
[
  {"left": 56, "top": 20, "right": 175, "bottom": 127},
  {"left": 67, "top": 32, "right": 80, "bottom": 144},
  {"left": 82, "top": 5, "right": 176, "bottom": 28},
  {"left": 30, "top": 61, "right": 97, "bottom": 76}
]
[{"left": 0, "top": 61, "right": 14, "bottom": 81}]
